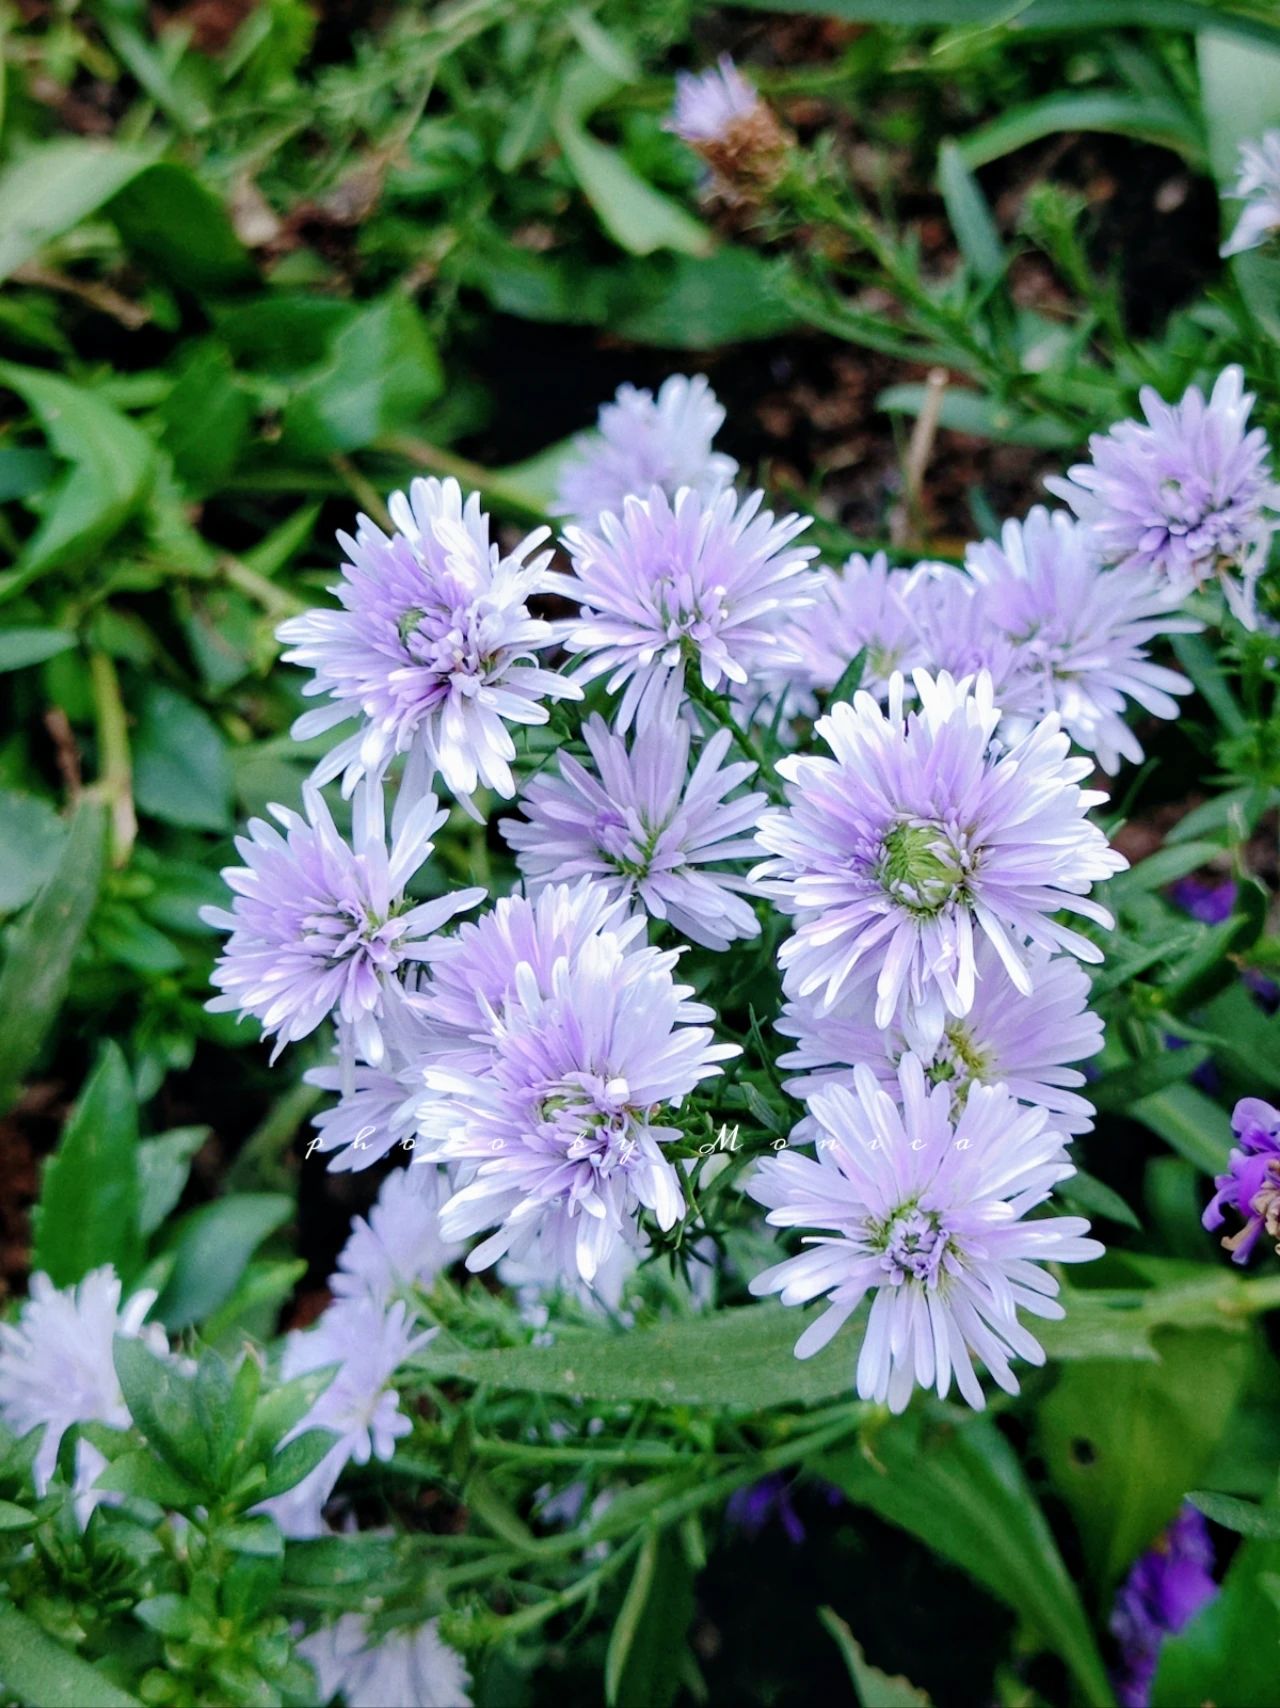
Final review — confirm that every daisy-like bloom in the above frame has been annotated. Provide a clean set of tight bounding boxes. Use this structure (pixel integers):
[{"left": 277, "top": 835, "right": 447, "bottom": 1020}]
[
  {"left": 1047, "top": 368, "right": 1280, "bottom": 628},
  {"left": 1111, "top": 1505, "right": 1217, "bottom": 1708},
  {"left": 666, "top": 55, "right": 789, "bottom": 191},
  {"left": 554, "top": 374, "right": 738, "bottom": 528},
  {"left": 904, "top": 562, "right": 1025, "bottom": 706},
  {"left": 299, "top": 1614, "right": 471, "bottom": 1708},
  {"left": 964, "top": 507, "right": 1195, "bottom": 773},
  {"left": 1202, "top": 1095, "right": 1280, "bottom": 1264},
  {"left": 1221, "top": 130, "right": 1280, "bottom": 258},
  {"left": 779, "top": 551, "right": 926, "bottom": 706},
  {"left": 422, "top": 934, "right": 738, "bottom": 1285},
  {"left": 501, "top": 677, "right": 767, "bottom": 950},
  {"left": 777, "top": 942, "right": 1102, "bottom": 1136},
  {"left": 0, "top": 1267, "right": 167, "bottom": 1503},
  {"left": 258, "top": 1297, "right": 431, "bottom": 1538},
  {"left": 753, "top": 670, "right": 1125, "bottom": 1037},
  {"left": 330, "top": 1166, "right": 463, "bottom": 1306},
  {"left": 416, "top": 877, "right": 646, "bottom": 1057},
  {"left": 202, "top": 783, "right": 483, "bottom": 1067},
  {"left": 554, "top": 485, "right": 818, "bottom": 731},
  {"left": 748, "top": 1058, "right": 1103, "bottom": 1412},
  {"left": 278, "top": 476, "right": 580, "bottom": 801}
]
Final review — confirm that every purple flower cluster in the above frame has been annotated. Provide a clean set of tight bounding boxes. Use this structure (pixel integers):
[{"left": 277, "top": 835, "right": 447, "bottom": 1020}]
[
  {"left": 1203, "top": 1096, "right": 1280, "bottom": 1263},
  {"left": 1111, "top": 1505, "right": 1217, "bottom": 1707}
]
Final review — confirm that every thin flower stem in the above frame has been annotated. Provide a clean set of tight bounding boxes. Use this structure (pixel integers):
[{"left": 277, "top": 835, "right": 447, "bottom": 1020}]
[
  {"left": 684, "top": 675, "right": 782, "bottom": 799},
  {"left": 88, "top": 650, "right": 136, "bottom": 866}
]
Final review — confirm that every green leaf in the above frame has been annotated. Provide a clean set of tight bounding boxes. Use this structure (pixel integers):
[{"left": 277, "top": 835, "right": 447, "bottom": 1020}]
[
  {"left": 1041, "top": 1270, "right": 1280, "bottom": 1362},
  {"left": 137, "top": 1127, "right": 208, "bottom": 1238},
  {"left": 113, "top": 1336, "right": 210, "bottom": 1488},
  {"left": 410, "top": 1302, "right": 858, "bottom": 1409},
  {"left": 1058, "top": 1168, "right": 1141, "bottom": 1231},
  {"left": 108, "top": 163, "right": 253, "bottom": 294},
  {"left": 32, "top": 1042, "right": 142, "bottom": 1287},
  {"left": 1151, "top": 1515, "right": 1280, "bottom": 1705},
  {"left": 938, "top": 141, "right": 1004, "bottom": 281},
  {"left": 132, "top": 684, "right": 233, "bottom": 832},
  {"left": 1188, "top": 1488, "right": 1280, "bottom": 1539},
  {"left": 1132, "top": 1083, "right": 1233, "bottom": 1175},
  {"left": 829, "top": 647, "right": 869, "bottom": 708},
  {"left": 93, "top": 1447, "right": 205, "bottom": 1510},
  {"left": 823, "top": 1410, "right": 1113, "bottom": 1704},
  {"left": 0, "top": 365, "right": 153, "bottom": 598},
  {"left": 159, "top": 342, "right": 254, "bottom": 491},
  {"left": 1040, "top": 1328, "right": 1249, "bottom": 1589},
  {"left": 609, "top": 249, "right": 797, "bottom": 345},
  {"left": 959, "top": 91, "right": 1206, "bottom": 169},
  {"left": 254, "top": 1429, "right": 338, "bottom": 1504},
  {"left": 605, "top": 1529, "right": 696, "bottom": 1708},
  {"left": 553, "top": 112, "right": 713, "bottom": 258},
  {"left": 818, "top": 1609, "right": 931, "bottom": 1706},
  {"left": 283, "top": 295, "right": 444, "bottom": 455},
  {"left": 0, "top": 1605, "right": 142, "bottom": 1707},
  {"left": 0, "top": 790, "right": 66, "bottom": 915},
  {"left": 0, "top": 629, "right": 76, "bottom": 673},
  {"left": 153, "top": 1193, "right": 293, "bottom": 1330},
  {"left": 0, "top": 139, "right": 158, "bottom": 281},
  {"left": 0, "top": 797, "right": 106, "bottom": 1114},
  {"left": 0, "top": 1499, "right": 39, "bottom": 1531},
  {"left": 877, "top": 383, "right": 1076, "bottom": 448}
]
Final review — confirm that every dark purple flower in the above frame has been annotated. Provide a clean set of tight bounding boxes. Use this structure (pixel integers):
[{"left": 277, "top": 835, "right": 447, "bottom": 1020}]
[
  {"left": 1111, "top": 1505, "right": 1217, "bottom": 1708},
  {"left": 1203, "top": 1096, "right": 1280, "bottom": 1263},
  {"left": 726, "top": 1473, "right": 842, "bottom": 1546},
  {"left": 1168, "top": 875, "right": 1237, "bottom": 926}
]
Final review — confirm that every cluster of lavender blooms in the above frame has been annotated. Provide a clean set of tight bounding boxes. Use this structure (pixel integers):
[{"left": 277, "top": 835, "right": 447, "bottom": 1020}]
[{"left": 203, "top": 221, "right": 1278, "bottom": 1430}]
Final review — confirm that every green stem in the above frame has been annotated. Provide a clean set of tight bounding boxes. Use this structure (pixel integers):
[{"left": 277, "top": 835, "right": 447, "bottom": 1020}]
[
  {"left": 88, "top": 650, "right": 136, "bottom": 866},
  {"left": 376, "top": 434, "right": 550, "bottom": 528},
  {"left": 683, "top": 675, "right": 780, "bottom": 799}
]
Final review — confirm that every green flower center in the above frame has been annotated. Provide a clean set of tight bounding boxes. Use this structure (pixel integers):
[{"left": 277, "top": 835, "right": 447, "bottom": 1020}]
[{"left": 879, "top": 821, "right": 966, "bottom": 914}]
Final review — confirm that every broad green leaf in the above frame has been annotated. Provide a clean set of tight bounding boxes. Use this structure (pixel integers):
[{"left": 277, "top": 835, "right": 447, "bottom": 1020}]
[
  {"left": 938, "top": 141, "right": 1004, "bottom": 281},
  {"left": 1151, "top": 1508, "right": 1280, "bottom": 1705},
  {"left": 254, "top": 1428, "right": 339, "bottom": 1504},
  {"left": 0, "top": 629, "right": 76, "bottom": 672},
  {"left": 32, "top": 1042, "right": 142, "bottom": 1287},
  {"left": 1042, "top": 1271, "right": 1280, "bottom": 1362},
  {"left": 137, "top": 1127, "right": 208, "bottom": 1238},
  {"left": 132, "top": 683, "right": 233, "bottom": 832},
  {"left": 823, "top": 1410, "right": 1113, "bottom": 1704},
  {"left": 283, "top": 295, "right": 444, "bottom": 455},
  {"left": 0, "top": 1605, "right": 142, "bottom": 1707},
  {"left": 113, "top": 1336, "right": 212, "bottom": 1488},
  {"left": 818, "top": 1609, "right": 930, "bottom": 1706},
  {"left": 1189, "top": 1489, "right": 1280, "bottom": 1539},
  {"left": 410, "top": 1302, "right": 859, "bottom": 1409},
  {"left": 553, "top": 112, "right": 713, "bottom": 258},
  {"left": 1132, "top": 1082, "right": 1233, "bottom": 1175},
  {"left": 1041, "top": 1328, "right": 1249, "bottom": 1588},
  {"left": 605, "top": 1529, "right": 696, "bottom": 1708},
  {"left": 0, "top": 796, "right": 106, "bottom": 1114},
  {"left": 159, "top": 342, "right": 254, "bottom": 490},
  {"left": 609, "top": 249, "right": 797, "bottom": 345},
  {"left": 153, "top": 1193, "right": 293, "bottom": 1330},
  {"left": 0, "top": 790, "right": 65, "bottom": 914},
  {"left": 108, "top": 163, "right": 252, "bottom": 293},
  {"left": 94, "top": 1447, "right": 205, "bottom": 1510},
  {"left": 0, "top": 365, "right": 153, "bottom": 598},
  {"left": 728, "top": 0, "right": 1280, "bottom": 42},
  {"left": 0, "top": 139, "right": 157, "bottom": 280}
]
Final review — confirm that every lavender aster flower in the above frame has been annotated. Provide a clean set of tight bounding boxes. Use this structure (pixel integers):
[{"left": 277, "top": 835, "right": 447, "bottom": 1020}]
[
  {"left": 555, "top": 375, "right": 738, "bottom": 528},
  {"left": 501, "top": 678, "right": 767, "bottom": 950},
  {"left": 1111, "top": 1505, "right": 1217, "bottom": 1708},
  {"left": 1221, "top": 131, "right": 1280, "bottom": 258},
  {"left": 299, "top": 1614, "right": 471, "bottom": 1708},
  {"left": 1047, "top": 368, "right": 1280, "bottom": 627},
  {"left": 422, "top": 934, "right": 738, "bottom": 1285},
  {"left": 331, "top": 1166, "right": 463, "bottom": 1306},
  {"left": 554, "top": 485, "right": 818, "bottom": 731},
  {"left": 779, "top": 551, "right": 927, "bottom": 706},
  {"left": 203, "top": 783, "right": 483, "bottom": 1067},
  {"left": 1203, "top": 1095, "right": 1280, "bottom": 1263},
  {"left": 417, "top": 878, "right": 646, "bottom": 1062},
  {"left": 278, "top": 477, "right": 580, "bottom": 801},
  {"left": 753, "top": 670, "right": 1124, "bottom": 1036},
  {"left": 778, "top": 942, "right": 1102, "bottom": 1136},
  {"left": 259, "top": 1297, "right": 431, "bottom": 1538},
  {"left": 964, "top": 508, "right": 1195, "bottom": 773},
  {"left": 667, "top": 55, "right": 789, "bottom": 191},
  {"left": 0, "top": 1267, "right": 167, "bottom": 1501},
  {"left": 748, "top": 1058, "right": 1103, "bottom": 1411}
]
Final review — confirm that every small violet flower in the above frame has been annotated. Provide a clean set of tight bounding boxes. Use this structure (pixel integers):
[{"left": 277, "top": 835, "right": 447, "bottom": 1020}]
[
  {"left": 1221, "top": 130, "right": 1280, "bottom": 259},
  {"left": 1111, "top": 1504, "right": 1217, "bottom": 1708},
  {"left": 1203, "top": 1095, "right": 1280, "bottom": 1263}
]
